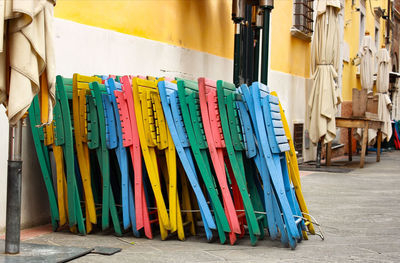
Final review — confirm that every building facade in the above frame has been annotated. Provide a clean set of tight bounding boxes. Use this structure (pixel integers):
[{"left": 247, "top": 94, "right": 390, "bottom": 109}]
[
  {"left": 340, "top": 0, "right": 393, "bottom": 152},
  {"left": 0, "top": 0, "right": 396, "bottom": 231}
]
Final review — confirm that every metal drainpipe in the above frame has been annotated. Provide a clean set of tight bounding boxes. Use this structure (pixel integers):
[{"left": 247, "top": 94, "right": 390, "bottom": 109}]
[
  {"left": 386, "top": 0, "right": 391, "bottom": 46},
  {"left": 260, "top": 0, "right": 274, "bottom": 86},
  {"left": 5, "top": 119, "right": 24, "bottom": 254}
]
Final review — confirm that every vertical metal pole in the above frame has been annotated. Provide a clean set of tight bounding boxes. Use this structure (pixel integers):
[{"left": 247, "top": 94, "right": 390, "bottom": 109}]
[
  {"left": 234, "top": 24, "right": 241, "bottom": 86},
  {"left": 386, "top": 0, "right": 390, "bottom": 46},
  {"left": 260, "top": 7, "right": 272, "bottom": 85},
  {"left": 246, "top": 4, "right": 254, "bottom": 85},
  {"left": 242, "top": 11, "right": 249, "bottom": 85},
  {"left": 253, "top": 6, "right": 263, "bottom": 83},
  {"left": 253, "top": 29, "right": 261, "bottom": 82},
  {"left": 316, "top": 140, "right": 322, "bottom": 168},
  {"left": 260, "top": 0, "right": 273, "bottom": 85},
  {"left": 5, "top": 119, "right": 23, "bottom": 254},
  {"left": 232, "top": 0, "right": 245, "bottom": 86}
]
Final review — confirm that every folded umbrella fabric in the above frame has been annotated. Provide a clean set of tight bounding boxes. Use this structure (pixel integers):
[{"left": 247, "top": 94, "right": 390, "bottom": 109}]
[
  {"left": 378, "top": 93, "right": 393, "bottom": 142},
  {"left": 308, "top": 0, "right": 341, "bottom": 144},
  {"left": 0, "top": 0, "right": 56, "bottom": 125}
]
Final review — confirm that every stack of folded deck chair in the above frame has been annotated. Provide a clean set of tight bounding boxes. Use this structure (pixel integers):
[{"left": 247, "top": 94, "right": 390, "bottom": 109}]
[{"left": 30, "top": 74, "right": 315, "bottom": 249}]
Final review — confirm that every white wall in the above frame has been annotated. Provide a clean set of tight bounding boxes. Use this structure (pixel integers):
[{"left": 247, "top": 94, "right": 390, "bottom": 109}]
[
  {"left": 269, "top": 71, "right": 308, "bottom": 129},
  {"left": 53, "top": 18, "right": 233, "bottom": 82},
  {"left": 0, "top": 18, "right": 313, "bottom": 232},
  {"left": 269, "top": 71, "right": 315, "bottom": 162}
]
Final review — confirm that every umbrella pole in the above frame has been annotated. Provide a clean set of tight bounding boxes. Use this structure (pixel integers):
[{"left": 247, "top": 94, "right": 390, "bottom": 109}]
[
  {"left": 252, "top": 5, "right": 263, "bottom": 82},
  {"left": 5, "top": 119, "right": 24, "bottom": 254},
  {"left": 234, "top": 24, "right": 241, "bottom": 86},
  {"left": 260, "top": 1, "right": 274, "bottom": 85},
  {"left": 316, "top": 140, "right": 322, "bottom": 168},
  {"left": 241, "top": 8, "right": 249, "bottom": 84},
  {"left": 246, "top": 4, "right": 254, "bottom": 85}
]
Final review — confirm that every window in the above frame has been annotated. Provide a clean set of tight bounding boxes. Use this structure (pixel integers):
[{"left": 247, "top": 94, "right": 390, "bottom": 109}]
[
  {"left": 293, "top": 123, "right": 304, "bottom": 158},
  {"left": 374, "top": 15, "right": 380, "bottom": 51},
  {"left": 374, "top": 23, "right": 380, "bottom": 72},
  {"left": 290, "top": 0, "right": 314, "bottom": 41},
  {"left": 375, "top": 26, "right": 380, "bottom": 50}
]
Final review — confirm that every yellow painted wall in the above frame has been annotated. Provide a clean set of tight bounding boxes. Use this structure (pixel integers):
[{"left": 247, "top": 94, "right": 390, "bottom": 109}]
[
  {"left": 54, "top": 0, "right": 234, "bottom": 59},
  {"left": 342, "top": 0, "right": 388, "bottom": 101},
  {"left": 270, "top": 1, "right": 311, "bottom": 78}
]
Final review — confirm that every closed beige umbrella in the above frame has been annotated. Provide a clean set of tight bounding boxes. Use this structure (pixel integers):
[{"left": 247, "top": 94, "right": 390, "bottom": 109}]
[
  {"left": 308, "top": 0, "right": 341, "bottom": 144},
  {"left": 377, "top": 93, "right": 392, "bottom": 141},
  {"left": 358, "top": 35, "right": 375, "bottom": 93},
  {"left": 354, "top": 35, "right": 375, "bottom": 144},
  {"left": 376, "top": 48, "right": 391, "bottom": 93},
  {"left": 0, "top": 0, "right": 56, "bottom": 254},
  {"left": 376, "top": 48, "right": 392, "bottom": 141},
  {"left": 356, "top": 47, "right": 392, "bottom": 144},
  {"left": 0, "top": 0, "right": 56, "bottom": 125}
]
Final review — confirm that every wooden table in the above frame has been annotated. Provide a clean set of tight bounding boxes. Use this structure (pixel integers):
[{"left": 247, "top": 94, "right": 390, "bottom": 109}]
[{"left": 326, "top": 117, "right": 383, "bottom": 168}]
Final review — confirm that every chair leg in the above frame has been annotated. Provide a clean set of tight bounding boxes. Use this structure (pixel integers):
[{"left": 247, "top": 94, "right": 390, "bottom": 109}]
[
  {"left": 376, "top": 129, "right": 382, "bottom": 162},
  {"left": 348, "top": 128, "right": 352, "bottom": 162},
  {"left": 360, "top": 124, "right": 369, "bottom": 168},
  {"left": 326, "top": 142, "right": 332, "bottom": 166}
]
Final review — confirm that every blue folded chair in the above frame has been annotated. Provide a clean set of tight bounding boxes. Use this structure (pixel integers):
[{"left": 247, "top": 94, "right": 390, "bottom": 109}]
[
  {"left": 240, "top": 82, "right": 303, "bottom": 249},
  {"left": 251, "top": 82, "right": 303, "bottom": 248},
  {"left": 239, "top": 84, "right": 287, "bottom": 245},
  {"left": 262, "top": 93, "right": 306, "bottom": 239}
]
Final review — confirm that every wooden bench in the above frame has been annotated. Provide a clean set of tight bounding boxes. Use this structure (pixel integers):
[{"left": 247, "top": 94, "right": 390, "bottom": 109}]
[{"left": 326, "top": 117, "right": 383, "bottom": 168}]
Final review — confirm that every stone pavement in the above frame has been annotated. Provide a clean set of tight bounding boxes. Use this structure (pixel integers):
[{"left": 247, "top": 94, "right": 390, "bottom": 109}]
[{"left": 18, "top": 151, "right": 400, "bottom": 262}]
